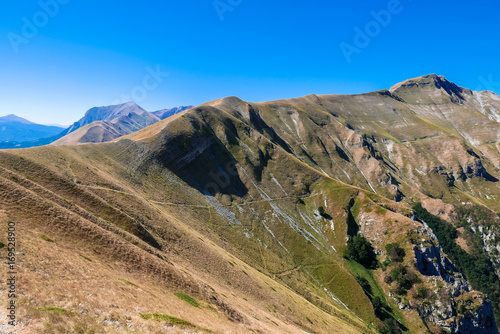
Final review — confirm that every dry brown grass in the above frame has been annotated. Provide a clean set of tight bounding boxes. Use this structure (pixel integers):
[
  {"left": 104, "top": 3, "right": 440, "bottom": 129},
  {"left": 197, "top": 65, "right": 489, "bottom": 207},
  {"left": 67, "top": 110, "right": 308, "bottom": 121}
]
[{"left": 0, "top": 150, "right": 368, "bottom": 333}]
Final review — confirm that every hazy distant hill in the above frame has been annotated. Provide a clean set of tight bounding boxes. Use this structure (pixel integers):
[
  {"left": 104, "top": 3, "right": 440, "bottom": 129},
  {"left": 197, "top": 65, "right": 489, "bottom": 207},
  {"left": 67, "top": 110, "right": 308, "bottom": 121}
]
[
  {"left": 2, "top": 75, "right": 500, "bottom": 333},
  {"left": 0, "top": 114, "right": 35, "bottom": 124},
  {"left": 0, "top": 114, "right": 65, "bottom": 143}
]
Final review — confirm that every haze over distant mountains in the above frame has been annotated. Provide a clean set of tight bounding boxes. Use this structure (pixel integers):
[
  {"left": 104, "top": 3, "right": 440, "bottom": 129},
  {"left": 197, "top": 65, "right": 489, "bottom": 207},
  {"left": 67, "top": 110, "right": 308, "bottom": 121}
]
[
  {"left": 0, "top": 114, "right": 64, "bottom": 143},
  {"left": 0, "top": 103, "right": 193, "bottom": 148}
]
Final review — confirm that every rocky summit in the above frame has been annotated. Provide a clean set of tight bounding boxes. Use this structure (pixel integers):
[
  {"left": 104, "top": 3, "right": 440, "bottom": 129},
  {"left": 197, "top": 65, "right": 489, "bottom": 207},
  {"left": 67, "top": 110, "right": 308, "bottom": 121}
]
[{"left": 1, "top": 74, "right": 500, "bottom": 333}]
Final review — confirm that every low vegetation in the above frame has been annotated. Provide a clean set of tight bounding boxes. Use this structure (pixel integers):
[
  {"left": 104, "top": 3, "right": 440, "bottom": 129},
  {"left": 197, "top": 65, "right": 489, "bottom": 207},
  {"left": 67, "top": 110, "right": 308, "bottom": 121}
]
[
  {"left": 384, "top": 264, "right": 419, "bottom": 295},
  {"left": 385, "top": 243, "right": 405, "bottom": 263},
  {"left": 139, "top": 313, "right": 194, "bottom": 326},
  {"left": 38, "top": 307, "right": 74, "bottom": 316},
  {"left": 349, "top": 260, "right": 406, "bottom": 333},
  {"left": 174, "top": 292, "right": 199, "bottom": 307},
  {"left": 39, "top": 234, "right": 54, "bottom": 242}
]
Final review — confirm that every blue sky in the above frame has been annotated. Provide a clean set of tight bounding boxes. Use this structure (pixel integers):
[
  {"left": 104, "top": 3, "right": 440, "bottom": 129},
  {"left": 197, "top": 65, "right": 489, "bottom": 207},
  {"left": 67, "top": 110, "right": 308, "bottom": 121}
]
[{"left": 0, "top": 0, "right": 499, "bottom": 124}]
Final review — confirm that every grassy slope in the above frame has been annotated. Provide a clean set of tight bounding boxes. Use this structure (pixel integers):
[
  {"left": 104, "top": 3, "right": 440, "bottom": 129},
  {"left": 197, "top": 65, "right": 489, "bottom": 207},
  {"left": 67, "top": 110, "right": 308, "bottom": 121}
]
[{"left": 0, "top": 143, "right": 371, "bottom": 333}]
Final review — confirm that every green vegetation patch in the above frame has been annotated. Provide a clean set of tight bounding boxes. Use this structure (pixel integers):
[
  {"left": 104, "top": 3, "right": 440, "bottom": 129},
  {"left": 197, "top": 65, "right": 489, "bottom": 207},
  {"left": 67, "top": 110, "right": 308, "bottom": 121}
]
[
  {"left": 384, "top": 264, "right": 419, "bottom": 295},
  {"left": 0, "top": 241, "right": 6, "bottom": 248},
  {"left": 117, "top": 278, "right": 137, "bottom": 287},
  {"left": 39, "top": 234, "right": 54, "bottom": 242},
  {"left": 79, "top": 254, "right": 92, "bottom": 262},
  {"left": 38, "top": 307, "right": 74, "bottom": 315},
  {"left": 174, "top": 292, "right": 199, "bottom": 307},
  {"left": 139, "top": 313, "right": 194, "bottom": 326},
  {"left": 382, "top": 243, "right": 406, "bottom": 268},
  {"left": 347, "top": 259, "right": 408, "bottom": 333},
  {"left": 346, "top": 234, "right": 377, "bottom": 269}
]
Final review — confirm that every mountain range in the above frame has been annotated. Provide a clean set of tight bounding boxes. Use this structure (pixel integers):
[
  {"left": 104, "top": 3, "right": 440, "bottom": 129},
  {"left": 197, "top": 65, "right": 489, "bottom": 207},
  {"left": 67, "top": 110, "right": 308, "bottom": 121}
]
[
  {"left": 1, "top": 74, "right": 500, "bottom": 333},
  {"left": 0, "top": 103, "right": 193, "bottom": 148}
]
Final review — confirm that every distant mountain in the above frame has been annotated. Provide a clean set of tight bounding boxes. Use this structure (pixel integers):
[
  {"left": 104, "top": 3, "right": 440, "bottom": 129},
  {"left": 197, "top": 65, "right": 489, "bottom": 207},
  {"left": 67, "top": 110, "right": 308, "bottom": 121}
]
[
  {"left": 58, "top": 101, "right": 153, "bottom": 136},
  {"left": 44, "top": 123, "right": 70, "bottom": 128},
  {"left": 0, "top": 103, "right": 191, "bottom": 148},
  {"left": 0, "top": 114, "right": 65, "bottom": 143},
  {"left": 152, "top": 105, "right": 193, "bottom": 120},
  {"left": 0, "top": 114, "right": 36, "bottom": 124},
  {"left": 53, "top": 102, "right": 190, "bottom": 145}
]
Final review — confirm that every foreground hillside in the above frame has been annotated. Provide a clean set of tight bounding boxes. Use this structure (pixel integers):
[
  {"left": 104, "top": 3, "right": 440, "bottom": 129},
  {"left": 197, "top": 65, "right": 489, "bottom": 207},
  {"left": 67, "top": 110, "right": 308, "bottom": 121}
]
[{"left": 1, "top": 74, "right": 500, "bottom": 333}]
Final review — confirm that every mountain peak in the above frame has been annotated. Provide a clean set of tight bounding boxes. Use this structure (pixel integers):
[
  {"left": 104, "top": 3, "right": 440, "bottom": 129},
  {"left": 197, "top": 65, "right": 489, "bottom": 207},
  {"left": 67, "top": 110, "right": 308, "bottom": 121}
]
[
  {"left": 83, "top": 101, "right": 148, "bottom": 122},
  {"left": 390, "top": 74, "right": 446, "bottom": 91},
  {"left": 0, "top": 114, "right": 36, "bottom": 124},
  {"left": 389, "top": 74, "right": 471, "bottom": 104}
]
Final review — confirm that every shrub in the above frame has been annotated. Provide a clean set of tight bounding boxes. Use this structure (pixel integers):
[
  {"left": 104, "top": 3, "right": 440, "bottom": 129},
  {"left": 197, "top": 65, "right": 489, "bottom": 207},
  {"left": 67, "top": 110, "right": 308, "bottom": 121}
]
[
  {"left": 347, "top": 234, "right": 377, "bottom": 269},
  {"left": 380, "top": 318, "right": 402, "bottom": 334},
  {"left": 386, "top": 264, "right": 419, "bottom": 295},
  {"left": 372, "top": 296, "right": 384, "bottom": 315},
  {"left": 355, "top": 275, "right": 371, "bottom": 294},
  {"left": 385, "top": 243, "right": 405, "bottom": 262},
  {"left": 317, "top": 206, "right": 325, "bottom": 215}
]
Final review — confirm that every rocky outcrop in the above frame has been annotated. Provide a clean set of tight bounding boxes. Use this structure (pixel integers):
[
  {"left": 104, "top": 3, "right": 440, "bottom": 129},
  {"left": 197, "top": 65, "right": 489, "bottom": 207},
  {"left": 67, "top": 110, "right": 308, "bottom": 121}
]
[{"left": 409, "top": 223, "right": 498, "bottom": 333}]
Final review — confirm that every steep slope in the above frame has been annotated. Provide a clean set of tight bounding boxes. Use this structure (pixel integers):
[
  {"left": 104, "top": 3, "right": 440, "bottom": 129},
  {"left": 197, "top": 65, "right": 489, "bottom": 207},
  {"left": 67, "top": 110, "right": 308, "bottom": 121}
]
[{"left": 1, "top": 75, "right": 500, "bottom": 333}]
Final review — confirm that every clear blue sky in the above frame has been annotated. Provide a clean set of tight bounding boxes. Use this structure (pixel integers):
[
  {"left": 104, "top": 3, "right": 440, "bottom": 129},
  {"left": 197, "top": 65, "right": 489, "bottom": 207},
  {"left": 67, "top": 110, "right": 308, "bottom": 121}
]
[{"left": 0, "top": 0, "right": 499, "bottom": 124}]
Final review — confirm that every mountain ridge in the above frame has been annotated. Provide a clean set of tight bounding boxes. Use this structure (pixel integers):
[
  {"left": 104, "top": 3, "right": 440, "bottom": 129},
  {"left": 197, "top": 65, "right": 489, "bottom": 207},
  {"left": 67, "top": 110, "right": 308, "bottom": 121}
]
[
  {"left": 54, "top": 102, "right": 193, "bottom": 145},
  {"left": 2, "top": 75, "right": 500, "bottom": 333}
]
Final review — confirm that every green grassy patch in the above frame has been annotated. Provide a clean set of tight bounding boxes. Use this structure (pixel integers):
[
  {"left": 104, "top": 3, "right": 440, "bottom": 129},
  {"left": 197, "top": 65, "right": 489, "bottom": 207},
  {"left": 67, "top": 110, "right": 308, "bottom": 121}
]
[
  {"left": 39, "top": 234, "right": 54, "bottom": 242},
  {"left": 375, "top": 206, "right": 388, "bottom": 215},
  {"left": 174, "top": 292, "right": 199, "bottom": 307},
  {"left": 346, "top": 259, "right": 408, "bottom": 332},
  {"left": 38, "top": 307, "right": 74, "bottom": 315},
  {"left": 79, "top": 254, "right": 92, "bottom": 262},
  {"left": 139, "top": 313, "right": 194, "bottom": 326},
  {"left": 0, "top": 241, "right": 6, "bottom": 248},
  {"left": 117, "top": 278, "right": 137, "bottom": 287}
]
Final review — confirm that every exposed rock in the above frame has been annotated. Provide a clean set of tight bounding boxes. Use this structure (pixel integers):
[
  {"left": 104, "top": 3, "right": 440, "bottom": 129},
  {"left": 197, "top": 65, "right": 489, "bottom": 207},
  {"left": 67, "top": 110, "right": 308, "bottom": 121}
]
[{"left": 409, "top": 223, "right": 498, "bottom": 333}]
